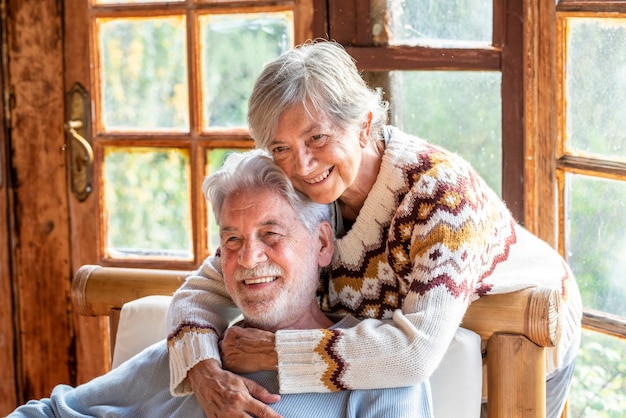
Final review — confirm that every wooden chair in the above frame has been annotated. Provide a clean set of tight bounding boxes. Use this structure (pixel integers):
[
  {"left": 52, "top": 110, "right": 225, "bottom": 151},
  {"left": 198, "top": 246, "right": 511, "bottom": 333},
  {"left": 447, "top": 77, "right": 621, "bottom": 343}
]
[{"left": 72, "top": 264, "right": 562, "bottom": 418}]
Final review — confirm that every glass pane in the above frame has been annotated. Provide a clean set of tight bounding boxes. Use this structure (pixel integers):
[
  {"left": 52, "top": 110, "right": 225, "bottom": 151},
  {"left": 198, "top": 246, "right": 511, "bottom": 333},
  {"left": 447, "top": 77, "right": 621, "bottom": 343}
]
[
  {"left": 566, "top": 173, "right": 626, "bottom": 317},
  {"left": 565, "top": 17, "right": 626, "bottom": 161},
  {"left": 199, "top": 12, "right": 293, "bottom": 129},
  {"left": 104, "top": 147, "right": 192, "bottom": 259},
  {"left": 98, "top": 16, "right": 189, "bottom": 132},
  {"left": 205, "top": 148, "right": 245, "bottom": 254},
  {"left": 386, "top": 0, "right": 492, "bottom": 47},
  {"left": 391, "top": 71, "right": 502, "bottom": 194},
  {"left": 569, "top": 329, "right": 626, "bottom": 417}
]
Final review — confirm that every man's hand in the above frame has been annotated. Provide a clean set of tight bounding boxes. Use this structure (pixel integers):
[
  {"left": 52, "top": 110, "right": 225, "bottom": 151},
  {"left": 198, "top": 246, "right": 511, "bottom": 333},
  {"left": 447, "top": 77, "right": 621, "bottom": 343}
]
[
  {"left": 220, "top": 326, "right": 278, "bottom": 374},
  {"left": 188, "top": 358, "right": 281, "bottom": 418}
]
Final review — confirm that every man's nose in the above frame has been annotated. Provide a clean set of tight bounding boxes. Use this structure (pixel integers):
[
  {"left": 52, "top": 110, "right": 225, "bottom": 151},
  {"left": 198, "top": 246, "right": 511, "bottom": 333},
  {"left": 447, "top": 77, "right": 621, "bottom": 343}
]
[{"left": 238, "top": 239, "right": 267, "bottom": 269}]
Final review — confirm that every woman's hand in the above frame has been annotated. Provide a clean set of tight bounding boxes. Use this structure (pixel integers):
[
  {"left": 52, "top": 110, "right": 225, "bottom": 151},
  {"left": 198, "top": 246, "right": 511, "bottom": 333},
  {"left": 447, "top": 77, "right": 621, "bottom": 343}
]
[
  {"left": 188, "top": 358, "right": 281, "bottom": 418},
  {"left": 220, "top": 326, "right": 278, "bottom": 374}
]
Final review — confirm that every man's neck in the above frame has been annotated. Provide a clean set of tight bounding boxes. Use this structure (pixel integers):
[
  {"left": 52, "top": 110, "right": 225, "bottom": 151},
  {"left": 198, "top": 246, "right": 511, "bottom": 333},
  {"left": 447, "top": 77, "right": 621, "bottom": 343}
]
[{"left": 243, "top": 308, "right": 334, "bottom": 331}]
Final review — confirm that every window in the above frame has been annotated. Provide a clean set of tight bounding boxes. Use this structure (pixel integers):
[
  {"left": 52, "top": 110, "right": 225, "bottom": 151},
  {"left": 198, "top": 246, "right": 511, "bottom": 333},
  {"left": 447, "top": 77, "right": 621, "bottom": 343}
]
[
  {"left": 66, "top": 0, "right": 315, "bottom": 271},
  {"left": 340, "top": 0, "right": 525, "bottom": 221},
  {"left": 385, "top": 1, "right": 502, "bottom": 193},
  {"left": 96, "top": 10, "right": 293, "bottom": 263},
  {"left": 556, "top": 1, "right": 626, "bottom": 415},
  {"left": 325, "top": 1, "right": 626, "bottom": 415}
]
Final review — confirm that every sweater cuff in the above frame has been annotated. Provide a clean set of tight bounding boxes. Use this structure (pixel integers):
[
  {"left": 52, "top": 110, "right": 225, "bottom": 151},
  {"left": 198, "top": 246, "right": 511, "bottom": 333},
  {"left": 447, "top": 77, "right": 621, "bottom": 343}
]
[
  {"left": 275, "top": 329, "right": 330, "bottom": 394},
  {"left": 168, "top": 330, "right": 221, "bottom": 396}
]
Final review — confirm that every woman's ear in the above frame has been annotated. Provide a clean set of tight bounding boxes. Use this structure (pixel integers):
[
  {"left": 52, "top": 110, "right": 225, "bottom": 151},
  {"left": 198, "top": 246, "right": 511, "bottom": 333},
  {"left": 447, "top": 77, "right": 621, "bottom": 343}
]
[
  {"left": 359, "top": 111, "right": 373, "bottom": 147},
  {"left": 317, "top": 222, "right": 334, "bottom": 268}
]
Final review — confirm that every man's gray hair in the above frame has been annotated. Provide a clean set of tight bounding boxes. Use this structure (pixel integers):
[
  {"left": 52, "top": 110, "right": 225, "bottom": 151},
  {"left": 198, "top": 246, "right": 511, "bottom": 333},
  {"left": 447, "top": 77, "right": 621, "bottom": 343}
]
[
  {"left": 203, "top": 150, "right": 331, "bottom": 234},
  {"left": 248, "top": 39, "right": 389, "bottom": 151}
]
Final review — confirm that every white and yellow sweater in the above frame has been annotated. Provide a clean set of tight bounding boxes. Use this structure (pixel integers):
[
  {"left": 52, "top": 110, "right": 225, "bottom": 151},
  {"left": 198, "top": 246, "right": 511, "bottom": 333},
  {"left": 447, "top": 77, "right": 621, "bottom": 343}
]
[{"left": 167, "top": 126, "right": 582, "bottom": 396}]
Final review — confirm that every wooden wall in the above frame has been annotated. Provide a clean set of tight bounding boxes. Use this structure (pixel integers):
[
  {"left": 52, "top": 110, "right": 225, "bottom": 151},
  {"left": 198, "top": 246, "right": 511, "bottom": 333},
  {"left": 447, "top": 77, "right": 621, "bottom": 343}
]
[
  {"left": 0, "top": 1, "right": 74, "bottom": 414},
  {"left": 0, "top": 28, "right": 18, "bottom": 407}
]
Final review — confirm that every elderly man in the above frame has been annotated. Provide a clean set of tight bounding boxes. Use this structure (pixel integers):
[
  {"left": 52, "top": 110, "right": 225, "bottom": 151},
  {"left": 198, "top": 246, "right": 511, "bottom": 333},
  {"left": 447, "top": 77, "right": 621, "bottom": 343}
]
[{"left": 10, "top": 150, "right": 429, "bottom": 418}]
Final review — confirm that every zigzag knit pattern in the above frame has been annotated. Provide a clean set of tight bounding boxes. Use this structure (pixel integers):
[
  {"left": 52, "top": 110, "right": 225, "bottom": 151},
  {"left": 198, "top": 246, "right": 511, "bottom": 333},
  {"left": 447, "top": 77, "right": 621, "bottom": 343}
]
[
  {"left": 304, "top": 130, "right": 522, "bottom": 391},
  {"left": 322, "top": 134, "right": 516, "bottom": 322}
]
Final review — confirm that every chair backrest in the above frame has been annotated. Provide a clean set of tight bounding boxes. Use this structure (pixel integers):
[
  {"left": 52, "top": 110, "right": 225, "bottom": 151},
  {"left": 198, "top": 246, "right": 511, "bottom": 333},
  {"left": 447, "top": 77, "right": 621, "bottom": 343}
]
[{"left": 72, "top": 264, "right": 562, "bottom": 418}]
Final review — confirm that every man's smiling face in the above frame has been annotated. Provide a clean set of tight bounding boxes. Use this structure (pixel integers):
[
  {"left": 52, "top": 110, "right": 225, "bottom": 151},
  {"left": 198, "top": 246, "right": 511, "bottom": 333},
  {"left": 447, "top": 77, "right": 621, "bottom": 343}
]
[{"left": 218, "top": 186, "right": 326, "bottom": 331}]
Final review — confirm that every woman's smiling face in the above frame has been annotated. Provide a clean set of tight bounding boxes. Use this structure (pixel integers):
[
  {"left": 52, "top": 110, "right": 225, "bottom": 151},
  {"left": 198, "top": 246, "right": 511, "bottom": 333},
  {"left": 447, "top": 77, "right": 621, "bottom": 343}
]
[{"left": 268, "top": 104, "right": 366, "bottom": 205}]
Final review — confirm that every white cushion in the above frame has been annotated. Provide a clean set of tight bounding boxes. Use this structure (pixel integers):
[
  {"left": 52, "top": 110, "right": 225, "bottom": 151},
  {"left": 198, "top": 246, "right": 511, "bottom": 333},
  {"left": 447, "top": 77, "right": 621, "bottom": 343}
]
[
  {"left": 430, "top": 327, "right": 483, "bottom": 418},
  {"left": 112, "top": 296, "right": 483, "bottom": 418},
  {"left": 112, "top": 295, "right": 172, "bottom": 368}
]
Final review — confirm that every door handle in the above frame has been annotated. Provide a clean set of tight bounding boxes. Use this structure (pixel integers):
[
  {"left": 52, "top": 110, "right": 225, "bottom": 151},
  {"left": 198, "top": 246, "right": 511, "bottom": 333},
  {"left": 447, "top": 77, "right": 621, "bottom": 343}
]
[
  {"left": 65, "top": 120, "right": 94, "bottom": 164},
  {"left": 65, "top": 83, "right": 94, "bottom": 201}
]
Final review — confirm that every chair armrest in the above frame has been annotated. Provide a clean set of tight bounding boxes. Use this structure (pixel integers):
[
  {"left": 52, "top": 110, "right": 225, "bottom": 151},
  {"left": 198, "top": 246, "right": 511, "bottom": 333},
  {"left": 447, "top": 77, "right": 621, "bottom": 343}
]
[
  {"left": 462, "top": 286, "right": 562, "bottom": 348},
  {"left": 72, "top": 265, "right": 190, "bottom": 317},
  {"left": 461, "top": 286, "right": 562, "bottom": 418}
]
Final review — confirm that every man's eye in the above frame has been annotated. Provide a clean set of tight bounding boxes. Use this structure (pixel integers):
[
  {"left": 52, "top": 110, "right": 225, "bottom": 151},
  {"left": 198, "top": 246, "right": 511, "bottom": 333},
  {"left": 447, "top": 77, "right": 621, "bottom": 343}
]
[
  {"left": 222, "top": 236, "right": 240, "bottom": 247},
  {"left": 270, "top": 145, "right": 288, "bottom": 155}
]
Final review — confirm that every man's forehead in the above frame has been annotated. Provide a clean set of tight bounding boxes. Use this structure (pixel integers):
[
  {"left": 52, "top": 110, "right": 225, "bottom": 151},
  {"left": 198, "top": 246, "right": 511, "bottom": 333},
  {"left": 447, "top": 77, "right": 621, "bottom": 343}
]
[
  {"left": 219, "top": 188, "right": 298, "bottom": 229},
  {"left": 220, "top": 216, "right": 285, "bottom": 231}
]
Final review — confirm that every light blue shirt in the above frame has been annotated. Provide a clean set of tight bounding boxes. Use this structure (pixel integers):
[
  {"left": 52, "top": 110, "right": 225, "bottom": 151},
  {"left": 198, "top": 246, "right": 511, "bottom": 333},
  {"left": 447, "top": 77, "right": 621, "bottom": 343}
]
[{"left": 10, "top": 317, "right": 432, "bottom": 418}]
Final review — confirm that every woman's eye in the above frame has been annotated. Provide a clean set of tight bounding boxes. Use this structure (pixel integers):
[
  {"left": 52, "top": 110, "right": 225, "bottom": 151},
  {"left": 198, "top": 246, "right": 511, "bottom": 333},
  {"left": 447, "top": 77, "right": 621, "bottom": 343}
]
[{"left": 309, "top": 134, "right": 328, "bottom": 147}]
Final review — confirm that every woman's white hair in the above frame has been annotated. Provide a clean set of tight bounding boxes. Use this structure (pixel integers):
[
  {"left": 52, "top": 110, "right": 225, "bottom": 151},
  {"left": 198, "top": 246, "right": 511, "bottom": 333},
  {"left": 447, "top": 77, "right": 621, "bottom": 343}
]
[
  {"left": 203, "top": 149, "right": 331, "bottom": 235},
  {"left": 248, "top": 39, "right": 389, "bottom": 151}
]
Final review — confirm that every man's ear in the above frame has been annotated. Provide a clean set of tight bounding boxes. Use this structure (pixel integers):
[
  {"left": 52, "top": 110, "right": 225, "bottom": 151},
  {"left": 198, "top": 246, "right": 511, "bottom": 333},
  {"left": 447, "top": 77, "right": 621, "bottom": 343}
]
[{"left": 317, "top": 221, "right": 334, "bottom": 268}]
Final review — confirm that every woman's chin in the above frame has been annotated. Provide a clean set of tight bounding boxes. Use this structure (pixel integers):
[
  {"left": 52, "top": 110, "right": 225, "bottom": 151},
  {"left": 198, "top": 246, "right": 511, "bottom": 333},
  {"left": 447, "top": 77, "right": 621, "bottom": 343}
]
[{"left": 302, "top": 186, "right": 342, "bottom": 205}]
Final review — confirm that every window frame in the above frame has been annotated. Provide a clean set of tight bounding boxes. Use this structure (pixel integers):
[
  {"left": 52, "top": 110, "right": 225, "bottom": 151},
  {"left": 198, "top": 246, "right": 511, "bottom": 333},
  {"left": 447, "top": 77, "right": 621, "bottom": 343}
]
[
  {"left": 329, "top": 0, "right": 529, "bottom": 227},
  {"left": 66, "top": 0, "right": 318, "bottom": 271},
  {"left": 556, "top": 0, "right": 626, "bottom": 338}
]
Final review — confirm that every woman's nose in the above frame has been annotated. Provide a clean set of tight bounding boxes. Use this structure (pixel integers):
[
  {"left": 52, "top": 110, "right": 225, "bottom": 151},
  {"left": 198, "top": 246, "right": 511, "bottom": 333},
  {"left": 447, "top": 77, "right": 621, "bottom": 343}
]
[{"left": 293, "top": 146, "right": 315, "bottom": 176}]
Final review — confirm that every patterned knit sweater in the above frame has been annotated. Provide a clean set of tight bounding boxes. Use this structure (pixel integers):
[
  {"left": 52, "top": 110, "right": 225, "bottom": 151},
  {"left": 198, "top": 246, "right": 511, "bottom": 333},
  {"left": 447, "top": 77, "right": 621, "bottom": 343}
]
[{"left": 167, "top": 126, "right": 582, "bottom": 396}]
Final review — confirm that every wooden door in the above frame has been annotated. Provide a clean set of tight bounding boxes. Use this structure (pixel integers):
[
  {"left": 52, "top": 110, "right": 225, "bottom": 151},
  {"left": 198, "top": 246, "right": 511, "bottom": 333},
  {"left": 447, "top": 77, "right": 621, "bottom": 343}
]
[
  {"left": 63, "top": 0, "right": 320, "bottom": 388},
  {"left": 0, "top": 19, "right": 17, "bottom": 406},
  {"left": 0, "top": 1, "right": 73, "bottom": 413}
]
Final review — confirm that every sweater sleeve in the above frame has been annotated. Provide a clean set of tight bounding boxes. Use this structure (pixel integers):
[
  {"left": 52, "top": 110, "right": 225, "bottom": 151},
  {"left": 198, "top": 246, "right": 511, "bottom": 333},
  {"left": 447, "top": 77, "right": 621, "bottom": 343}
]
[
  {"left": 166, "top": 255, "right": 242, "bottom": 396},
  {"left": 275, "top": 232, "right": 474, "bottom": 394},
  {"left": 276, "top": 303, "right": 464, "bottom": 393}
]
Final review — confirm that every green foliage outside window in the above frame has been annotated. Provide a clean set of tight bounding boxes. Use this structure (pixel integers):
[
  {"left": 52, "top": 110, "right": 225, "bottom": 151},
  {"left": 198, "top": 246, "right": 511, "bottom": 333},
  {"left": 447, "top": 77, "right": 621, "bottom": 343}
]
[
  {"left": 201, "top": 13, "right": 293, "bottom": 128},
  {"left": 393, "top": 70, "right": 502, "bottom": 195},
  {"left": 569, "top": 331, "right": 626, "bottom": 418},
  {"left": 563, "top": 17, "right": 626, "bottom": 417},
  {"left": 100, "top": 16, "right": 189, "bottom": 131},
  {"left": 104, "top": 147, "right": 192, "bottom": 258}
]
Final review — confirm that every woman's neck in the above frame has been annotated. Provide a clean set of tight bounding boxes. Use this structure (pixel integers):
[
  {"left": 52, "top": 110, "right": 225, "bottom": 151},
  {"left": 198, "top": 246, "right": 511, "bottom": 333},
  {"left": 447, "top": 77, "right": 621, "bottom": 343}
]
[{"left": 339, "top": 140, "right": 385, "bottom": 221}]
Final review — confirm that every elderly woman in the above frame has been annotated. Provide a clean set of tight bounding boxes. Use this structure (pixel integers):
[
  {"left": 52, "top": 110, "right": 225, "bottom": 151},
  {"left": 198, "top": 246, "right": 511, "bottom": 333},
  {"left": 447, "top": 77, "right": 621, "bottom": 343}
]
[{"left": 167, "top": 40, "right": 582, "bottom": 418}]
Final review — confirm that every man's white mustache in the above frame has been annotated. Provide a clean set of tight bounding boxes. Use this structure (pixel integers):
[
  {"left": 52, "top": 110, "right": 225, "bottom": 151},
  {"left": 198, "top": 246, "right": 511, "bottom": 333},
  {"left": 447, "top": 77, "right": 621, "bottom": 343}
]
[{"left": 233, "top": 264, "right": 284, "bottom": 282}]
